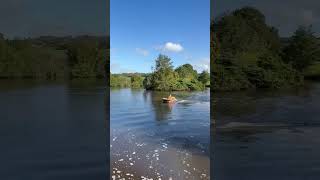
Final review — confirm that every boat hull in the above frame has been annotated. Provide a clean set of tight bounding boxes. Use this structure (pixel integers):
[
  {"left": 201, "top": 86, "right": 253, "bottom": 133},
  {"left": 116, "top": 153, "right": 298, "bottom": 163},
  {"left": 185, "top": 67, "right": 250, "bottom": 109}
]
[{"left": 162, "top": 98, "right": 176, "bottom": 103}]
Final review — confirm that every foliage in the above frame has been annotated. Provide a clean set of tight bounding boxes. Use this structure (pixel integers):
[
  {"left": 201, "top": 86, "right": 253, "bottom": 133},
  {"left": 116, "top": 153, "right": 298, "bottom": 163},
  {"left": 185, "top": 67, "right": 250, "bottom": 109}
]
[
  {"left": 0, "top": 34, "right": 108, "bottom": 79},
  {"left": 66, "top": 37, "right": 107, "bottom": 78},
  {"left": 110, "top": 73, "right": 145, "bottom": 89},
  {"left": 110, "top": 74, "right": 131, "bottom": 88},
  {"left": 198, "top": 70, "right": 210, "bottom": 86},
  {"left": 154, "top": 54, "right": 174, "bottom": 71},
  {"left": 131, "top": 74, "right": 144, "bottom": 88},
  {"left": 211, "top": 7, "right": 308, "bottom": 91},
  {"left": 143, "top": 74, "right": 153, "bottom": 90},
  {"left": 146, "top": 54, "right": 178, "bottom": 91},
  {"left": 175, "top": 64, "right": 198, "bottom": 80},
  {"left": 0, "top": 37, "right": 65, "bottom": 79},
  {"left": 145, "top": 54, "right": 206, "bottom": 91},
  {"left": 304, "top": 62, "right": 320, "bottom": 79},
  {"left": 282, "top": 26, "right": 320, "bottom": 71}
]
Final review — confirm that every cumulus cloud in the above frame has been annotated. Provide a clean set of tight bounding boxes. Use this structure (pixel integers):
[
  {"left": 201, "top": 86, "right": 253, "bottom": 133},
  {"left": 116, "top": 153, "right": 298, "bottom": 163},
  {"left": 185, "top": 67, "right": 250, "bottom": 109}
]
[
  {"left": 156, "top": 42, "right": 184, "bottom": 53},
  {"left": 135, "top": 48, "right": 149, "bottom": 56},
  {"left": 192, "top": 58, "right": 210, "bottom": 72}
]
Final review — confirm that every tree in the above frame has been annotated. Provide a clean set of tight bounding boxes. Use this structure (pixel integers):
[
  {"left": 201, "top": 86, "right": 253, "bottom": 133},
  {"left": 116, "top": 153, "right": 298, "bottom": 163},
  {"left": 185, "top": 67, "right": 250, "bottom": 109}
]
[
  {"left": 0, "top": 35, "right": 108, "bottom": 79},
  {"left": 282, "top": 26, "right": 320, "bottom": 71},
  {"left": 155, "top": 54, "right": 173, "bottom": 71},
  {"left": 143, "top": 74, "right": 153, "bottom": 90},
  {"left": 144, "top": 54, "right": 205, "bottom": 91},
  {"left": 175, "top": 64, "right": 198, "bottom": 80},
  {"left": 66, "top": 40, "right": 99, "bottom": 78},
  {"left": 149, "top": 54, "right": 178, "bottom": 91},
  {"left": 110, "top": 74, "right": 131, "bottom": 88},
  {"left": 131, "top": 74, "right": 144, "bottom": 88},
  {"left": 211, "top": 30, "right": 220, "bottom": 64},
  {"left": 211, "top": 7, "right": 304, "bottom": 90},
  {"left": 198, "top": 70, "right": 210, "bottom": 85}
]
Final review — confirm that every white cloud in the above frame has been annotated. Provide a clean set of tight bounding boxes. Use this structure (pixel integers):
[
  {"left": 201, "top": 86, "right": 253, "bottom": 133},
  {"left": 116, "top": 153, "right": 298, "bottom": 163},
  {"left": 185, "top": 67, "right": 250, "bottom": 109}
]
[
  {"left": 156, "top": 42, "right": 184, "bottom": 53},
  {"left": 192, "top": 57, "right": 210, "bottom": 72},
  {"left": 135, "top": 48, "right": 149, "bottom": 56}
]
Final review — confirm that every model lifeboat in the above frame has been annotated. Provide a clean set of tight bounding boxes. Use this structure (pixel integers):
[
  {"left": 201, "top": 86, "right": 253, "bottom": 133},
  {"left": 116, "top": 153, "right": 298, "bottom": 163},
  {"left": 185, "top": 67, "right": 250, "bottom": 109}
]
[{"left": 162, "top": 95, "right": 177, "bottom": 103}]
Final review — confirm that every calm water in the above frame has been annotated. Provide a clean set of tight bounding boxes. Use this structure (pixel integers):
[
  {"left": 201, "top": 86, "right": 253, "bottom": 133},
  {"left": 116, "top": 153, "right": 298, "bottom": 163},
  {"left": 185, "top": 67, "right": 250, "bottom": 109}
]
[
  {"left": 111, "top": 89, "right": 210, "bottom": 179},
  {"left": 213, "top": 82, "right": 320, "bottom": 180},
  {"left": 0, "top": 80, "right": 107, "bottom": 180}
]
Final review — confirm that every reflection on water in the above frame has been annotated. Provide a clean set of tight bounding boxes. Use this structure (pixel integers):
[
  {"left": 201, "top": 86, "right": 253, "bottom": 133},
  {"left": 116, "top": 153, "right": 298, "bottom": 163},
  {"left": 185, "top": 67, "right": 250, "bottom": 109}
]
[
  {"left": 111, "top": 89, "right": 210, "bottom": 179},
  {"left": 213, "top": 82, "right": 320, "bottom": 180},
  {"left": 0, "top": 80, "right": 107, "bottom": 180}
]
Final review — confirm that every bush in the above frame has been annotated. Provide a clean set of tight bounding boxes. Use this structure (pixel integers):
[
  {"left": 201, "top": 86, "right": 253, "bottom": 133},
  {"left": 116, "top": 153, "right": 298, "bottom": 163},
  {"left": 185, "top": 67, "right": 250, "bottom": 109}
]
[
  {"left": 145, "top": 54, "right": 206, "bottom": 91},
  {"left": 131, "top": 75, "right": 144, "bottom": 88}
]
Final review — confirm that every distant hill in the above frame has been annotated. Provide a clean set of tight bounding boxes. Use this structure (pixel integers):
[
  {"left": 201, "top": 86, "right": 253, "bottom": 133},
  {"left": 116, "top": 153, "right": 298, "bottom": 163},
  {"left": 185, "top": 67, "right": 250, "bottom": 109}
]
[
  {"left": 24, "top": 35, "right": 109, "bottom": 49},
  {"left": 115, "top": 73, "right": 150, "bottom": 77}
]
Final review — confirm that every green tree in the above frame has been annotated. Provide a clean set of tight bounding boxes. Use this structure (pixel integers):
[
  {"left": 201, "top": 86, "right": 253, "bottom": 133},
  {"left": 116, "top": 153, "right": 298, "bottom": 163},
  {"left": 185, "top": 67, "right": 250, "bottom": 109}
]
[
  {"left": 211, "top": 7, "right": 304, "bottom": 90},
  {"left": 175, "top": 64, "right": 198, "bottom": 80},
  {"left": 155, "top": 54, "right": 173, "bottom": 71},
  {"left": 198, "top": 70, "right": 210, "bottom": 85},
  {"left": 110, "top": 74, "right": 131, "bottom": 88},
  {"left": 131, "top": 74, "right": 144, "bottom": 88},
  {"left": 0, "top": 35, "right": 108, "bottom": 80},
  {"left": 150, "top": 54, "right": 178, "bottom": 91},
  {"left": 143, "top": 74, "right": 153, "bottom": 90},
  {"left": 144, "top": 54, "right": 205, "bottom": 91},
  {"left": 282, "top": 26, "right": 320, "bottom": 71},
  {"left": 66, "top": 40, "right": 99, "bottom": 78}
]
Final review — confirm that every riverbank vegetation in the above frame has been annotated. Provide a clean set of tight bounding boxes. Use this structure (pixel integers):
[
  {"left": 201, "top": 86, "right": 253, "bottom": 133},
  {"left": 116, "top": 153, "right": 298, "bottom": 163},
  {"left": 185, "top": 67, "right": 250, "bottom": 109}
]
[
  {"left": 0, "top": 34, "right": 109, "bottom": 80},
  {"left": 110, "top": 54, "right": 210, "bottom": 91},
  {"left": 211, "top": 7, "right": 320, "bottom": 91},
  {"left": 110, "top": 73, "right": 145, "bottom": 88}
]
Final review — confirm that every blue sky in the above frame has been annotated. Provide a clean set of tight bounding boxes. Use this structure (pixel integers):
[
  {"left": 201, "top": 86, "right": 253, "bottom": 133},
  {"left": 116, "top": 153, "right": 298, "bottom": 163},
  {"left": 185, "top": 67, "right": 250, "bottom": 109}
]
[{"left": 111, "top": 0, "right": 210, "bottom": 73}]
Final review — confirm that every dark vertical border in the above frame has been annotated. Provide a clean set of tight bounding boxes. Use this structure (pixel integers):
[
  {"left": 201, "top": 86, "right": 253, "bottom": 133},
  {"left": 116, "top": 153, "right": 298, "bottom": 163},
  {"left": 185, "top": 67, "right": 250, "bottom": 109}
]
[
  {"left": 105, "top": 0, "right": 110, "bottom": 178},
  {"left": 210, "top": 0, "right": 215, "bottom": 178}
]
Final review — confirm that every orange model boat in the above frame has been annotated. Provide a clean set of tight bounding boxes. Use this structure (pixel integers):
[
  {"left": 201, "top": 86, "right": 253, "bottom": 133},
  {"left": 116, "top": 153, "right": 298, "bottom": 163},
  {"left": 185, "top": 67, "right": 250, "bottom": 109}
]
[{"left": 162, "top": 94, "right": 177, "bottom": 103}]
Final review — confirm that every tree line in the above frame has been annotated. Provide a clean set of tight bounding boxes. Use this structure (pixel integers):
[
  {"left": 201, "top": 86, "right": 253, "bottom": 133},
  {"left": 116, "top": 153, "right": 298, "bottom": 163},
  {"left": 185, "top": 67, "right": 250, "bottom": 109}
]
[
  {"left": 0, "top": 34, "right": 109, "bottom": 79},
  {"left": 211, "top": 7, "right": 320, "bottom": 91},
  {"left": 110, "top": 54, "right": 210, "bottom": 91}
]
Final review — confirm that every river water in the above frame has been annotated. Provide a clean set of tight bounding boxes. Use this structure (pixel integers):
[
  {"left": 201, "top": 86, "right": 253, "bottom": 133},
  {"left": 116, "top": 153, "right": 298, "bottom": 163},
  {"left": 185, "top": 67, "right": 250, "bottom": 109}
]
[
  {"left": 5, "top": 79, "right": 318, "bottom": 179},
  {"left": 111, "top": 89, "right": 210, "bottom": 179},
  {"left": 0, "top": 80, "right": 107, "bottom": 180},
  {"left": 213, "top": 82, "right": 320, "bottom": 180}
]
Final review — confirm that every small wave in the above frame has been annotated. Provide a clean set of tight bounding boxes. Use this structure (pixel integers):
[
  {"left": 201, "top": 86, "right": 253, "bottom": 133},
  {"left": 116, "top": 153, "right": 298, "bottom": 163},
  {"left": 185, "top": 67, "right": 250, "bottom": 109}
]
[{"left": 177, "top": 100, "right": 191, "bottom": 104}]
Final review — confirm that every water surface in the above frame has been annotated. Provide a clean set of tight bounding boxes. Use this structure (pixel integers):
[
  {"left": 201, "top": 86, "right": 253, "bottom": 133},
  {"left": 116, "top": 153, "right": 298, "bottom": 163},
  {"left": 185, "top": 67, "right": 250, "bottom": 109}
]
[
  {"left": 0, "top": 80, "right": 107, "bottom": 180},
  {"left": 111, "top": 89, "right": 210, "bottom": 179},
  {"left": 213, "top": 82, "right": 320, "bottom": 180}
]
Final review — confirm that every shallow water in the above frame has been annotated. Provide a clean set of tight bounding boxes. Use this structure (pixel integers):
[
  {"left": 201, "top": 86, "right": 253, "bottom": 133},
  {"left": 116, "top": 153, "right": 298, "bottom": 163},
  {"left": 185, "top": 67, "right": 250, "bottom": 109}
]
[
  {"left": 213, "top": 82, "right": 320, "bottom": 180},
  {"left": 111, "top": 89, "right": 210, "bottom": 179},
  {"left": 0, "top": 80, "right": 107, "bottom": 180}
]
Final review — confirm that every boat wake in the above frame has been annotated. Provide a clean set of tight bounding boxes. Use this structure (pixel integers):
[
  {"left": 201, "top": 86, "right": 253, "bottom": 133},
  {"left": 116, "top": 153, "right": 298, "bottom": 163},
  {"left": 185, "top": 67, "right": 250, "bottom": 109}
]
[{"left": 177, "top": 100, "right": 191, "bottom": 103}]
